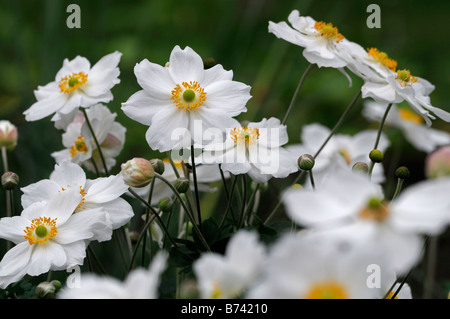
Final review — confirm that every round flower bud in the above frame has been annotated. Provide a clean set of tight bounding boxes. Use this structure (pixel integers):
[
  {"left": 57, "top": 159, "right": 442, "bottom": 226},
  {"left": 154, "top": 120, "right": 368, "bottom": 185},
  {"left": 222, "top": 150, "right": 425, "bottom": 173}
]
[
  {"left": 158, "top": 197, "right": 173, "bottom": 212},
  {"left": 174, "top": 177, "right": 190, "bottom": 193},
  {"left": 121, "top": 158, "right": 155, "bottom": 188},
  {"left": 50, "top": 280, "right": 62, "bottom": 292},
  {"left": 298, "top": 154, "right": 315, "bottom": 171},
  {"left": 1, "top": 172, "right": 19, "bottom": 190},
  {"left": 203, "top": 57, "right": 216, "bottom": 70},
  {"left": 35, "top": 281, "right": 56, "bottom": 299},
  {"left": 395, "top": 166, "right": 410, "bottom": 180},
  {"left": 425, "top": 145, "right": 450, "bottom": 179},
  {"left": 150, "top": 158, "right": 165, "bottom": 175},
  {"left": 352, "top": 162, "right": 369, "bottom": 174},
  {"left": 369, "top": 149, "right": 384, "bottom": 163},
  {"left": 0, "top": 120, "right": 18, "bottom": 151}
]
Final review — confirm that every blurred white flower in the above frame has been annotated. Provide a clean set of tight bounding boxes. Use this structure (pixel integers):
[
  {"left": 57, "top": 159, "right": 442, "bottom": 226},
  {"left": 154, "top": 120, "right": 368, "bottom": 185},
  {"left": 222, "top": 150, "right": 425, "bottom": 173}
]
[
  {"left": 0, "top": 187, "right": 111, "bottom": 289},
  {"left": 202, "top": 117, "right": 299, "bottom": 183},
  {"left": 58, "top": 251, "right": 168, "bottom": 299},
  {"left": 193, "top": 230, "right": 266, "bottom": 299},
  {"left": 363, "top": 100, "right": 450, "bottom": 153},
  {"left": 121, "top": 45, "right": 251, "bottom": 152},
  {"left": 425, "top": 145, "right": 450, "bottom": 179},
  {"left": 51, "top": 104, "right": 126, "bottom": 174},
  {"left": 24, "top": 52, "right": 122, "bottom": 128}
]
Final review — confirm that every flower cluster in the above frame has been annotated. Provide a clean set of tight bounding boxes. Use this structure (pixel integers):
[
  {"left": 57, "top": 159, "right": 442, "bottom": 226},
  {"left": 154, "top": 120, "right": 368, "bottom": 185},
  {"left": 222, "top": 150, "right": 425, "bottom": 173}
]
[{"left": 0, "top": 8, "right": 449, "bottom": 300}]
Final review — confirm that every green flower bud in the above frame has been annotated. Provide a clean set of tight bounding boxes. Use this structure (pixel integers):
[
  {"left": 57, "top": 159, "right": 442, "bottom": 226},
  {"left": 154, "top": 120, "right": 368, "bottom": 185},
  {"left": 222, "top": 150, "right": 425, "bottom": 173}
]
[
  {"left": 50, "top": 280, "right": 62, "bottom": 292},
  {"left": 352, "top": 162, "right": 369, "bottom": 174},
  {"left": 35, "top": 281, "right": 56, "bottom": 299},
  {"left": 150, "top": 158, "right": 165, "bottom": 175},
  {"left": 1, "top": 172, "right": 19, "bottom": 190},
  {"left": 174, "top": 177, "right": 190, "bottom": 193},
  {"left": 158, "top": 197, "right": 173, "bottom": 212},
  {"left": 298, "top": 154, "right": 315, "bottom": 171},
  {"left": 395, "top": 166, "right": 410, "bottom": 180},
  {"left": 369, "top": 149, "right": 384, "bottom": 163},
  {"left": 203, "top": 57, "right": 217, "bottom": 70}
]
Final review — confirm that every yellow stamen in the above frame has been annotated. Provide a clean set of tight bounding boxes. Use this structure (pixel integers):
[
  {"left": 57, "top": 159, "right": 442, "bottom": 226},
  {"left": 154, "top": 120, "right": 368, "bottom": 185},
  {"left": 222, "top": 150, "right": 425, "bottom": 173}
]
[
  {"left": 359, "top": 198, "right": 390, "bottom": 222},
  {"left": 24, "top": 217, "right": 58, "bottom": 245},
  {"left": 338, "top": 148, "right": 352, "bottom": 165},
  {"left": 70, "top": 136, "right": 88, "bottom": 158},
  {"left": 395, "top": 69, "right": 418, "bottom": 87},
  {"left": 398, "top": 107, "right": 423, "bottom": 124},
  {"left": 230, "top": 127, "right": 260, "bottom": 146},
  {"left": 75, "top": 186, "right": 87, "bottom": 211},
  {"left": 305, "top": 281, "right": 349, "bottom": 299},
  {"left": 314, "top": 21, "right": 345, "bottom": 43},
  {"left": 367, "top": 48, "right": 398, "bottom": 72},
  {"left": 59, "top": 72, "right": 88, "bottom": 93},
  {"left": 171, "top": 81, "right": 206, "bottom": 111}
]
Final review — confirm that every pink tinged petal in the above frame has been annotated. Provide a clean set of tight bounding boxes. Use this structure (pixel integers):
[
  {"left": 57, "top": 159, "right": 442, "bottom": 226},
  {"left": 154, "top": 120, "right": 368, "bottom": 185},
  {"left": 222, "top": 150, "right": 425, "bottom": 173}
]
[
  {"left": 0, "top": 242, "right": 32, "bottom": 279},
  {"left": 27, "top": 242, "right": 67, "bottom": 276},
  {"left": 134, "top": 59, "right": 175, "bottom": 100},
  {"left": 84, "top": 174, "right": 128, "bottom": 204},
  {"left": 50, "top": 161, "right": 87, "bottom": 189},
  {"left": 23, "top": 93, "right": 68, "bottom": 121},
  {"left": 168, "top": 45, "right": 205, "bottom": 84},
  {"left": 20, "top": 180, "right": 61, "bottom": 209},
  {"left": 0, "top": 216, "right": 31, "bottom": 244},
  {"left": 204, "top": 80, "right": 251, "bottom": 116},
  {"left": 122, "top": 90, "right": 173, "bottom": 126}
]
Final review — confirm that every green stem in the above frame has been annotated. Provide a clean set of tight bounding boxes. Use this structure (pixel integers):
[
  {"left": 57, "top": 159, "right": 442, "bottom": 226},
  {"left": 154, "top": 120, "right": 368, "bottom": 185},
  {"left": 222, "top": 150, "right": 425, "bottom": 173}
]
[
  {"left": 391, "top": 178, "right": 404, "bottom": 201},
  {"left": 309, "top": 170, "right": 316, "bottom": 190},
  {"left": 141, "top": 178, "right": 156, "bottom": 267},
  {"left": 238, "top": 175, "right": 248, "bottom": 229},
  {"left": 240, "top": 183, "right": 260, "bottom": 228},
  {"left": 373, "top": 103, "right": 393, "bottom": 150},
  {"left": 190, "top": 145, "right": 203, "bottom": 235},
  {"left": 219, "top": 174, "right": 239, "bottom": 228}
]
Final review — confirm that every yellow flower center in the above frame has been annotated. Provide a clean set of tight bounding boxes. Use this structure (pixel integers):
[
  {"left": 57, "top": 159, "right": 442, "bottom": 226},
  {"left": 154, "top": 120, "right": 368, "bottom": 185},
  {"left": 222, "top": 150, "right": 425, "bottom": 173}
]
[
  {"left": 59, "top": 185, "right": 87, "bottom": 211},
  {"left": 305, "top": 281, "right": 349, "bottom": 299},
  {"left": 338, "top": 148, "right": 352, "bottom": 165},
  {"left": 211, "top": 283, "right": 224, "bottom": 299},
  {"left": 395, "top": 69, "right": 418, "bottom": 87},
  {"left": 230, "top": 127, "right": 260, "bottom": 146},
  {"left": 70, "top": 136, "right": 88, "bottom": 158},
  {"left": 359, "top": 197, "right": 390, "bottom": 222},
  {"left": 367, "top": 48, "right": 398, "bottom": 72},
  {"left": 24, "top": 217, "right": 58, "bottom": 245},
  {"left": 59, "top": 72, "right": 88, "bottom": 93},
  {"left": 171, "top": 81, "right": 206, "bottom": 111},
  {"left": 314, "top": 21, "right": 345, "bottom": 43},
  {"left": 398, "top": 107, "right": 423, "bottom": 124}
]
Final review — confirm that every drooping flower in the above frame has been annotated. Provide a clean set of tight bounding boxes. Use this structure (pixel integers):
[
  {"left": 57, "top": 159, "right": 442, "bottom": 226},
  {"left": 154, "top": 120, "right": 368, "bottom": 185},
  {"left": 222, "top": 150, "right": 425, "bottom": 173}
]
[
  {"left": 0, "top": 120, "right": 18, "bottom": 151},
  {"left": 193, "top": 230, "right": 266, "bottom": 299},
  {"left": 24, "top": 52, "right": 122, "bottom": 129},
  {"left": 121, "top": 45, "right": 252, "bottom": 152},
  {"left": 0, "top": 187, "right": 111, "bottom": 289},
  {"left": 21, "top": 160, "right": 133, "bottom": 238},
  {"left": 57, "top": 251, "right": 168, "bottom": 299},
  {"left": 51, "top": 104, "right": 126, "bottom": 174},
  {"left": 202, "top": 117, "right": 299, "bottom": 183},
  {"left": 363, "top": 100, "right": 450, "bottom": 153}
]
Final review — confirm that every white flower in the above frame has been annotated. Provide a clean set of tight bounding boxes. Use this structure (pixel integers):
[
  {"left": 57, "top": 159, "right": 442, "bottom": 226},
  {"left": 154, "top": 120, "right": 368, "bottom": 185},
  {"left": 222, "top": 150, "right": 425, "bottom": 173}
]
[
  {"left": 0, "top": 187, "right": 111, "bottom": 289},
  {"left": 24, "top": 52, "right": 122, "bottom": 128},
  {"left": 363, "top": 100, "right": 450, "bottom": 153},
  {"left": 193, "top": 230, "right": 266, "bottom": 299},
  {"left": 283, "top": 167, "right": 450, "bottom": 274},
  {"left": 51, "top": 104, "right": 126, "bottom": 173},
  {"left": 286, "top": 123, "right": 390, "bottom": 184},
  {"left": 121, "top": 45, "right": 251, "bottom": 152},
  {"left": 58, "top": 251, "right": 168, "bottom": 299},
  {"left": 246, "top": 231, "right": 393, "bottom": 299},
  {"left": 202, "top": 117, "right": 299, "bottom": 183},
  {"left": 21, "top": 160, "right": 133, "bottom": 237}
]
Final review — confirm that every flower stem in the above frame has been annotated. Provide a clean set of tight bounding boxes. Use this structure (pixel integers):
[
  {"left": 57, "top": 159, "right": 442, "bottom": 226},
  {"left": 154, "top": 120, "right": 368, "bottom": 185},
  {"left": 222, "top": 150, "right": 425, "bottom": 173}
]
[
  {"left": 282, "top": 63, "right": 314, "bottom": 125},
  {"left": 1, "top": 146, "right": 8, "bottom": 172},
  {"left": 309, "top": 170, "right": 316, "bottom": 190},
  {"left": 190, "top": 145, "right": 203, "bottom": 235},
  {"left": 141, "top": 178, "right": 156, "bottom": 266},
  {"left": 391, "top": 178, "right": 404, "bottom": 201},
  {"left": 219, "top": 175, "right": 239, "bottom": 228},
  {"left": 373, "top": 103, "right": 393, "bottom": 150}
]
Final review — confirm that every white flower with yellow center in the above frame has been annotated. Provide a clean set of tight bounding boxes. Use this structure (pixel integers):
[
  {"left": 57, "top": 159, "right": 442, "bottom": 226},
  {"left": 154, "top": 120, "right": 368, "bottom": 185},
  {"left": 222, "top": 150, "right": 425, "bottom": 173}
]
[
  {"left": 283, "top": 167, "right": 450, "bottom": 274},
  {"left": 121, "top": 45, "right": 251, "bottom": 152},
  {"left": 363, "top": 100, "right": 450, "bottom": 153},
  {"left": 0, "top": 187, "right": 111, "bottom": 289},
  {"left": 193, "top": 230, "right": 266, "bottom": 299},
  {"left": 20, "top": 160, "right": 133, "bottom": 238},
  {"left": 24, "top": 52, "right": 122, "bottom": 128},
  {"left": 202, "top": 117, "right": 299, "bottom": 183},
  {"left": 51, "top": 104, "right": 126, "bottom": 174}
]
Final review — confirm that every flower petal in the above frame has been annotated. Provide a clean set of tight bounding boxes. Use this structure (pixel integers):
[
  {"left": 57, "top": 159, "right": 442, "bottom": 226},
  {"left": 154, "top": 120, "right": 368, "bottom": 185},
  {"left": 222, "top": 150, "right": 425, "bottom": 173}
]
[{"left": 168, "top": 45, "right": 205, "bottom": 84}]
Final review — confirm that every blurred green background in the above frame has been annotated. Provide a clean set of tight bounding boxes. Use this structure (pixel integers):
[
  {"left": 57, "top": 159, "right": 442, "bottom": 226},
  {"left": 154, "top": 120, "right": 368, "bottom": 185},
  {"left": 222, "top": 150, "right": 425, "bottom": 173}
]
[{"left": 1, "top": 0, "right": 450, "bottom": 298}]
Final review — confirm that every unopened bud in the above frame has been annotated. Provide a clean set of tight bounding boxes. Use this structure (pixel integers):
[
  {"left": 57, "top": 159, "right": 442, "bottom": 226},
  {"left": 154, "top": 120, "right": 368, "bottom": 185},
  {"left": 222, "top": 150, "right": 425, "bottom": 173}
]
[
  {"left": 35, "top": 281, "right": 56, "bottom": 299},
  {"left": 0, "top": 120, "right": 18, "bottom": 151},
  {"left": 352, "top": 162, "right": 369, "bottom": 174},
  {"left": 121, "top": 158, "right": 155, "bottom": 188},
  {"left": 158, "top": 197, "right": 173, "bottom": 212},
  {"left": 174, "top": 177, "right": 190, "bottom": 193},
  {"left": 369, "top": 149, "right": 384, "bottom": 163},
  {"left": 298, "top": 154, "right": 315, "bottom": 171},
  {"left": 395, "top": 166, "right": 410, "bottom": 180},
  {"left": 1, "top": 172, "right": 19, "bottom": 190},
  {"left": 50, "top": 280, "right": 62, "bottom": 293},
  {"left": 425, "top": 145, "right": 450, "bottom": 179},
  {"left": 203, "top": 57, "right": 217, "bottom": 70},
  {"left": 150, "top": 158, "right": 165, "bottom": 175}
]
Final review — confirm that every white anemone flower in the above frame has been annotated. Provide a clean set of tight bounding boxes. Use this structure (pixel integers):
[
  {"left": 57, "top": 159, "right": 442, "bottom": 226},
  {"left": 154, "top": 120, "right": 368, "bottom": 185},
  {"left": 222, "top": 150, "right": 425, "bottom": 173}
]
[
  {"left": 51, "top": 104, "right": 126, "bottom": 174},
  {"left": 21, "top": 160, "right": 133, "bottom": 237},
  {"left": 363, "top": 100, "right": 450, "bottom": 153},
  {"left": 121, "top": 45, "right": 251, "bottom": 152},
  {"left": 286, "top": 123, "right": 390, "bottom": 184},
  {"left": 57, "top": 251, "right": 168, "bottom": 299},
  {"left": 201, "top": 117, "right": 299, "bottom": 184},
  {"left": 193, "top": 230, "right": 266, "bottom": 299},
  {"left": 0, "top": 187, "right": 111, "bottom": 289},
  {"left": 24, "top": 52, "right": 122, "bottom": 128},
  {"left": 283, "top": 167, "right": 450, "bottom": 274}
]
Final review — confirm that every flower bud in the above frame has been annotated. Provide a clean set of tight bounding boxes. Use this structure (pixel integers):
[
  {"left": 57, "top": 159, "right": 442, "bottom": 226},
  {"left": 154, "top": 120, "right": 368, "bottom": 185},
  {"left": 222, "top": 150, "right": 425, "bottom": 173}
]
[
  {"left": 352, "top": 162, "right": 369, "bottom": 174},
  {"left": 121, "top": 158, "right": 155, "bottom": 188},
  {"left": 174, "top": 177, "right": 190, "bottom": 193},
  {"left": 298, "top": 154, "right": 315, "bottom": 171},
  {"left": 0, "top": 120, "right": 18, "bottom": 151},
  {"left": 50, "top": 280, "right": 62, "bottom": 293},
  {"left": 369, "top": 149, "right": 384, "bottom": 163},
  {"left": 425, "top": 145, "right": 450, "bottom": 179},
  {"left": 1, "top": 172, "right": 19, "bottom": 190},
  {"left": 35, "top": 281, "right": 56, "bottom": 299},
  {"left": 395, "top": 166, "right": 410, "bottom": 180},
  {"left": 150, "top": 158, "right": 165, "bottom": 175},
  {"left": 203, "top": 57, "right": 217, "bottom": 70},
  {"left": 158, "top": 197, "right": 173, "bottom": 212}
]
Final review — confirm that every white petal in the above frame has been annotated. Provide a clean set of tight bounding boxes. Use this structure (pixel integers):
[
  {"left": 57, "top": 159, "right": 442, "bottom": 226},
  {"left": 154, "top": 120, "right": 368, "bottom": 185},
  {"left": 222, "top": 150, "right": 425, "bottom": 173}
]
[
  {"left": 202, "top": 64, "right": 233, "bottom": 87},
  {"left": 134, "top": 59, "right": 175, "bottom": 99},
  {"left": 24, "top": 93, "right": 68, "bottom": 121},
  {"left": 122, "top": 90, "right": 173, "bottom": 126},
  {"left": 50, "top": 161, "right": 87, "bottom": 188},
  {"left": 204, "top": 80, "right": 251, "bottom": 117},
  {"left": 168, "top": 45, "right": 204, "bottom": 83},
  {"left": 21, "top": 179, "right": 61, "bottom": 209},
  {"left": 27, "top": 242, "right": 67, "bottom": 276},
  {"left": 0, "top": 216, "right": 30, "bottom": 244}
]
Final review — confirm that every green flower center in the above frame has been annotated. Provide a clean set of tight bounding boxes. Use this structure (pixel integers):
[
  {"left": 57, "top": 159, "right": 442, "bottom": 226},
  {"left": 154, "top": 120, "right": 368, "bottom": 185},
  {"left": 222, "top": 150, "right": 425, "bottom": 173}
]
[
  {"left": 35, "top": 225, "right": 48, "bottom": 238},
  {"left": 182, "top": 89, "right": 196, "bottom": 103},
  {"left": 68, "top": 77, "right": 79, "bottom": 87}
]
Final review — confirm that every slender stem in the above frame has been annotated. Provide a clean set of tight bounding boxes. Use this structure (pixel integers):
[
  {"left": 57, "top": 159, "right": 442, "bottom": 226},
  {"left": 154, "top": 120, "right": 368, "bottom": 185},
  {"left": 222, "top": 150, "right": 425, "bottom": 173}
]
[
  {"left": 81, "top": 108, "right": 109, "bottom": 176},
  {"left": 2, "top": 147, "right": 11, "bottom": 251},
  {"left": 190, "top": 145, "right": 203, "bottom": 234},
  {"left": 128, "top": 213, "right": 158, "bottom": 271},
  {"left": 167, "top": 152, "right": 181, "bottom": 179},
  {"left": 391, "top": 178, "right": 404, "bottom": 201},
  {"left": 238, "top": 175, "right": 248, "bottom": 229},
  {"left": 90, "top": 158, "right": 101, "bottom": 177},
  {"left": 87, "top": 246, "right": 108, "bottom": 275},
  {"left": 240, "top": 183, "right": 261, "bottom": 228},
  {"left": 423, "top": 236, "right": 438, "bottom": 299},
  {"left": 309, "top": 170, "right": 316, "bottom": 191},
  {"left": 373, "top": 103, "right": 393, "bottom": 150},
  {"left": 141, "top": 178, "right": 156, "bottom": 266},
  {"left": 219, "top": 175, "right": 239, "bottom": 228},
  {"left": 1, "top": 147, "right": 8, "bottom": 172},
  {"left": 282, "top": 63, "right": 314, "bottom": 125}
]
